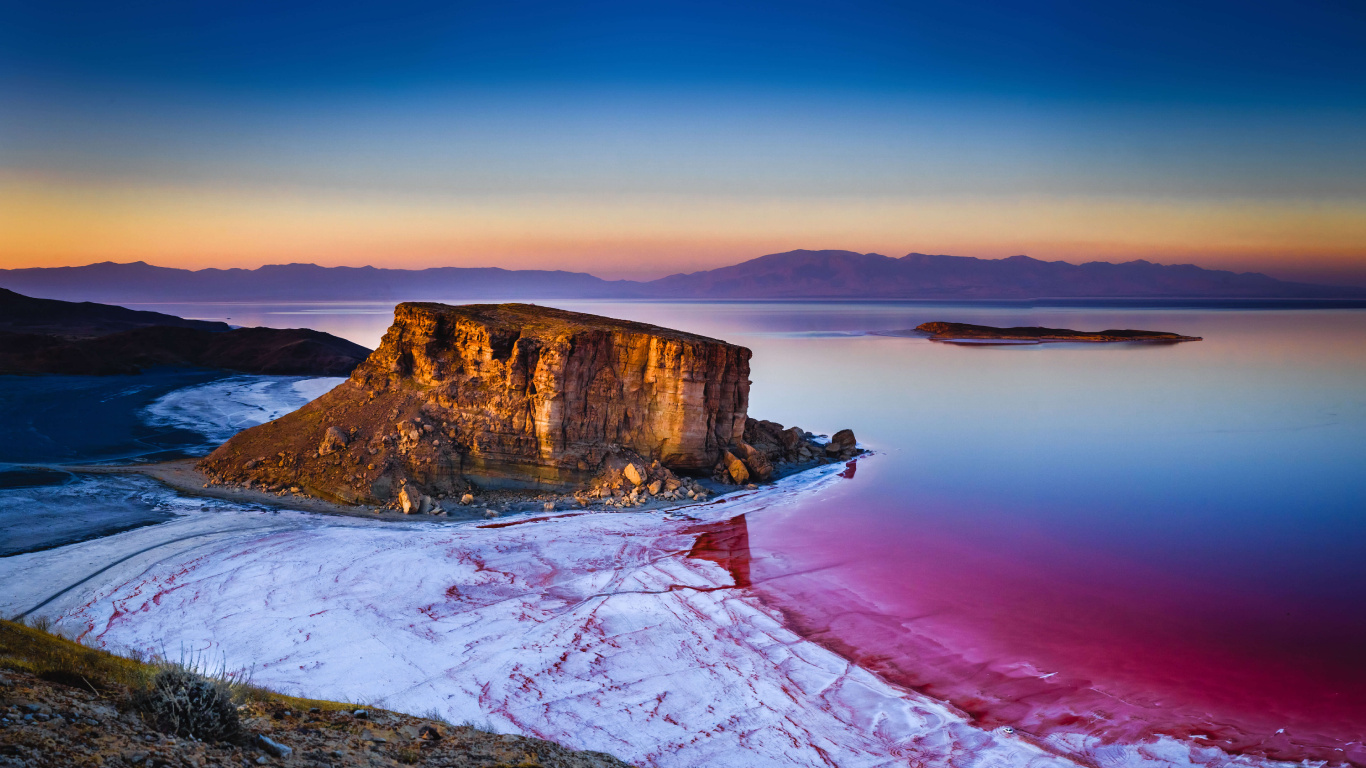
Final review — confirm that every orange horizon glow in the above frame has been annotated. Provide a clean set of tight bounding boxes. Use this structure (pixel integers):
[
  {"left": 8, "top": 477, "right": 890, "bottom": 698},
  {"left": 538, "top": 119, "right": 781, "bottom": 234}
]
[{"left": 3, "top": 173, "right": 1365, "bottom": 285}]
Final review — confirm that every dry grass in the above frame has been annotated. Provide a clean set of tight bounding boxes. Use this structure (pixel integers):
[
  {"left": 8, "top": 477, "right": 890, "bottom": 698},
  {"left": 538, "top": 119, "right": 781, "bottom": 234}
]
[
  {"left": 0, "top": 617, "right": 150, "bottom": 693},
  {"left": 0, "top": 617, "right": 354, "bottom": 713}
]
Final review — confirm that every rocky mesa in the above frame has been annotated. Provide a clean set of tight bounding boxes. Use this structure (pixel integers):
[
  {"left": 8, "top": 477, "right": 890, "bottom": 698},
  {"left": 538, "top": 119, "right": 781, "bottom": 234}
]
[{"left": 199, "top": 302, "right": 858, "bottom": 509}]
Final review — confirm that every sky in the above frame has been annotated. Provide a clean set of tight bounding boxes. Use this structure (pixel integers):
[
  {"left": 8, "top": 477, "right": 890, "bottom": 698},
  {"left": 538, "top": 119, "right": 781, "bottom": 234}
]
[{"left": 2, "top": 0, "right": 1365, "bottom": 284}]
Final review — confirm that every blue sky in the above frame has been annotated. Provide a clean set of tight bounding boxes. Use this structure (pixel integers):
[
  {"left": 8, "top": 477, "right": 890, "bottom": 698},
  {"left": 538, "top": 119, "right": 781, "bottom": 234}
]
[{"left": 3, "top": 0, "right": 1364, "bottom": 282}]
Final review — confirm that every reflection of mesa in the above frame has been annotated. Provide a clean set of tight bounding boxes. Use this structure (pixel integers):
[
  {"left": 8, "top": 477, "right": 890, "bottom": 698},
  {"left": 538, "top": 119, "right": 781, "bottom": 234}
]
[{"left": 198, "top": 302, "right": 856, "bottom": 509}]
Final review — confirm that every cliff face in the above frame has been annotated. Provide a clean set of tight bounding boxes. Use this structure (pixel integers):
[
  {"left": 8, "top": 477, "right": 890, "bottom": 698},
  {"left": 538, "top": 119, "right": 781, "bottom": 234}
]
[{"left": 199, "top": 303, "right": 752, "bottom": 502}]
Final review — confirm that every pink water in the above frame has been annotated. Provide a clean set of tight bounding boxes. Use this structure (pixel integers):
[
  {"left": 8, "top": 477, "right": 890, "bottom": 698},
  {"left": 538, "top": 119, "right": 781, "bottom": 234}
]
[{"left": 138, "top": 299, "right": 1366, "bottom": 764}]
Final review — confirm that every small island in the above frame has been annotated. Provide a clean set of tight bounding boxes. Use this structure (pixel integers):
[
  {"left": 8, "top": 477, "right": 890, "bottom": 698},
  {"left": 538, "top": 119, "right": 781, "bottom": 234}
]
[{"left": 897, "top": 321, "right": 1202, "bottom": 344}]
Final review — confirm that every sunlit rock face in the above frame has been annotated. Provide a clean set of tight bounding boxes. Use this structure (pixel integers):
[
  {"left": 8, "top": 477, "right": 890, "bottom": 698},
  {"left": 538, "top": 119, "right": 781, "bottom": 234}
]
[{"left": 199, "top": 302, "right": 751, "bottom": 501}]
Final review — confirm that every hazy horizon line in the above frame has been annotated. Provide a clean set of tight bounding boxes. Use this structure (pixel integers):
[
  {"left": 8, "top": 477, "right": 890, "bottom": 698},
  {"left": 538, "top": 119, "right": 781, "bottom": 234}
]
[{"left": 6, "top": 249, "right": 1364, "bottom": 289}]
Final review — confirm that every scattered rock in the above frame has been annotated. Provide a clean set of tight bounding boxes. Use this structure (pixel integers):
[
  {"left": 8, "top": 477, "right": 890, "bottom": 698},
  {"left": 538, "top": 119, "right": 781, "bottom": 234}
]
[
  {"left": 622, "top": 463, "right": 644, "bottom": 487},
  {"left": 460, "top": 493, "right": 475, "bottom": 505},
  {"left": 398, "top": 485, "right": 422, "bottom": 514},
  {"left": 831, "top": 428, "right": 857, "bottom": 452},
  {"left": 735, "top": 441, "right": 773, "bottom": 481},
  {"left": 722, "top": 451, "right": 749, "bottom": 484},
  {"left": 254, "top": 734, "right": 293, "bottom": 759},
  {"left": 319, "top": 426, "right": 350, "bottom": 456},
  {"left": 543, "top": 502, "right": 555, "bottom": 511}
]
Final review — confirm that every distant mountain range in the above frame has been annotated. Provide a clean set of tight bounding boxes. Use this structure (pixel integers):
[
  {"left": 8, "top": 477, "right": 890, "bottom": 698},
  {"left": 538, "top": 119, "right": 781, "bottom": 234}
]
[{"left": 2, "top": 250, "right": 1362, "bottom": 303}]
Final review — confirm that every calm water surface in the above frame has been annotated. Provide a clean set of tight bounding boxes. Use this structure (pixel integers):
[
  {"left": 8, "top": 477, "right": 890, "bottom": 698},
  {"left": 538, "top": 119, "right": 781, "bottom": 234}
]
[{"left": 134, "top": 300, "right": 1366, "bottom": 763}]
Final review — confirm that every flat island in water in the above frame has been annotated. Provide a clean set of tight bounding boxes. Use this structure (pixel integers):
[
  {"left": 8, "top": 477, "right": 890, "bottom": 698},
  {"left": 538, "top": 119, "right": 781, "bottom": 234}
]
[{"left": 889, "top": 321, "right": 1203, "bottom": 344}]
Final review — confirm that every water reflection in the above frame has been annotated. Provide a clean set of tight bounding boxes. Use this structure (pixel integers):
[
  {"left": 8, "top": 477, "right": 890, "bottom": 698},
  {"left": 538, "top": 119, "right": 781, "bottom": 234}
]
[{"left": 121, "top": 298, "right": 1366, "bottom": 763}]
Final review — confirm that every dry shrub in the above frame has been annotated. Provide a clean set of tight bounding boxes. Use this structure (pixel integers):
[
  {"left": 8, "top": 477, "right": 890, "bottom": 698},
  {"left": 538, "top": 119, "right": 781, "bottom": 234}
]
[{"left": 134, "top": 665, "right": 242, "bottom": 742}]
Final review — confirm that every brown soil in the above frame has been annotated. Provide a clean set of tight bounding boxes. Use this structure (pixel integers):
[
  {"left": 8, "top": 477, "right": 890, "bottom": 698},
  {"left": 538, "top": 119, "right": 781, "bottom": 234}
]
[{"left": 0, "top": 667, "right": 631, "bottom": 768}]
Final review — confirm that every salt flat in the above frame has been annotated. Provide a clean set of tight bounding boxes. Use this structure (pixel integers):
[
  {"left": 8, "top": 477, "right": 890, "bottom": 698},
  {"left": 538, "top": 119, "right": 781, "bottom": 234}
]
[{"left": 0, "top": 462, "right": 1295, "bottom": 768}]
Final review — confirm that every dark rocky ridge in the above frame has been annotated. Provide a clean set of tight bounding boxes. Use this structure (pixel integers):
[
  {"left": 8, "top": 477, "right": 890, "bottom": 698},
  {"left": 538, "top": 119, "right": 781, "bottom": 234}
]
[
  {"left": 199, "top": 303, "right": 858, "bottom": 508},
  {"left": 0, "top": 287, "right": 227, "bottom": 338},
  {"left": 910, "top": 321, "right": 1203, "bottom": 343},
  {"left": 0, "top": 288, "right": 370, "bottom": 376}
]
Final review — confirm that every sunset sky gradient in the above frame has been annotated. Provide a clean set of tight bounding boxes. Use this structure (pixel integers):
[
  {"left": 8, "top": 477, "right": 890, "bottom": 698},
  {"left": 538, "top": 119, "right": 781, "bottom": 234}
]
[{"left": 3, "top": 0, "right": 1364, "bottom": 283}]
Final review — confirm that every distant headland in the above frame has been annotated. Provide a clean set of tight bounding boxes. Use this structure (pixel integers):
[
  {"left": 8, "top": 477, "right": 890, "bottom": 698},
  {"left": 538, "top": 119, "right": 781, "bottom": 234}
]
[{"left": 0, "top": 288, "right": 369, "bottom": 376}]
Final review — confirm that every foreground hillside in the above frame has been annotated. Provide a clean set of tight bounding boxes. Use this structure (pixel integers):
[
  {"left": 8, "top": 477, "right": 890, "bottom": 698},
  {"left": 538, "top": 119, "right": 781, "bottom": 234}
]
[{"left": 0, "top": 619, "right": 631, "bottom": 768}]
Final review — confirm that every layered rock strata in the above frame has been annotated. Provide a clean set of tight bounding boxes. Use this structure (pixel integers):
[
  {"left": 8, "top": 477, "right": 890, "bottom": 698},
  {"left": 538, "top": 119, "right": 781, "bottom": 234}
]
[{"left": 200, "top": 303, "right": 766, "bottom": 504}]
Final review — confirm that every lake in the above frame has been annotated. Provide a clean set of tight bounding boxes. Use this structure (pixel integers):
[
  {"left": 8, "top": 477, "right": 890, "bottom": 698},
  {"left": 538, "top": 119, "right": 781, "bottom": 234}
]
[{"left": 56, "top": 300, "right": 1366, "bottom": 763}]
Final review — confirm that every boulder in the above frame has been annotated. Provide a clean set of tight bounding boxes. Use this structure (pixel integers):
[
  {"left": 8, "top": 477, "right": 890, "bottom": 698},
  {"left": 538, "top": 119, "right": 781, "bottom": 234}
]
[
  {"left": 254, "top": 735, "right": 292, "bottom": 760},
  {"left": 398, "top": 486, "right": 422, "bottom": 514},
  {"left": 319, "top": 426, "right": 350, "bottom": 456},
  {"left": 722, "top": 451, "right": 749, "bottom": 484},
  {"left": 623, "top": 463, "right": 645, "bottom": 487},
  {"left": 831, "top": 429, "right": 857, "bottom": 451},
  {"left": 735, "top": 441, "right": 773, "bottom": 481}
]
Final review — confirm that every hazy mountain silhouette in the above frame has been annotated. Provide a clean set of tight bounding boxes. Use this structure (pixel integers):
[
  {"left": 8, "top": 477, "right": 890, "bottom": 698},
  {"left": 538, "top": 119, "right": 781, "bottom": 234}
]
[
  {"left": 2, "top": 251, "right": 1361, "bottom": 303},
  {"left": 638, "top": 251, "right": 1365, "bottom": 299},
  {"left": 0, "top": 262, "right": 630, "bottom": 303}
]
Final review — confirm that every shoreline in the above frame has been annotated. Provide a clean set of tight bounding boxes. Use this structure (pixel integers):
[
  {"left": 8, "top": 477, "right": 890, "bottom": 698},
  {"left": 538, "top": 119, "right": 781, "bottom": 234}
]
[{"left": 33, "top": 455, "right": 824, "bottom": 526}]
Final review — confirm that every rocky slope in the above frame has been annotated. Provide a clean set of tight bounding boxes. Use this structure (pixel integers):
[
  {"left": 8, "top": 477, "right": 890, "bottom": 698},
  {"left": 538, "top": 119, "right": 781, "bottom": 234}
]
[
  {"left": 0, "top": 670, "right": 631, "bottom": 768},
  {"left": 198, "top": 303, "right": 857, "bottom": 508}
]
